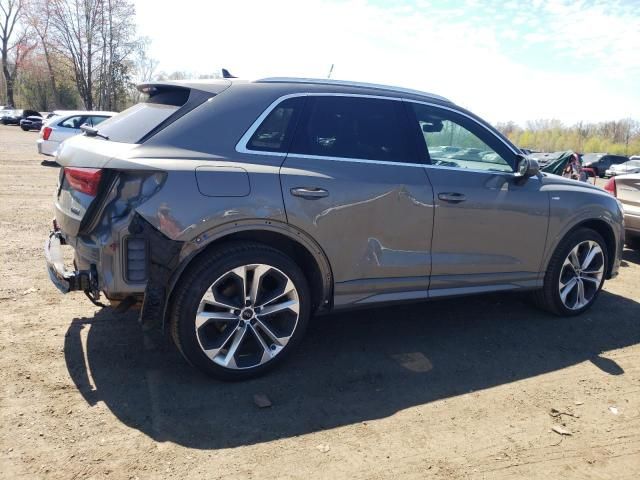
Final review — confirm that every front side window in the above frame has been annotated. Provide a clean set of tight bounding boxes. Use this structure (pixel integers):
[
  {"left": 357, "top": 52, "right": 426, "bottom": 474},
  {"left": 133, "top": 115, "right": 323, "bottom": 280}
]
[
  {"left": 247, "top": 97, "right": 304, "bottom": 152},
  {"left": 290, "top": 96, "right": 414, "bottom": 162},
  {"left": 410, "top": 103, "right": 514, "bottom": 172}
]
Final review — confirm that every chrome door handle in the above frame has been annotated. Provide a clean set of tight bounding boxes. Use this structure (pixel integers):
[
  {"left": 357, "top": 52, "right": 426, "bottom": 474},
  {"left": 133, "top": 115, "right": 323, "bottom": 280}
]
[
  {"left": 290, "top": 187, "right": 329, "bottom": 199},
  {"left": 438, "top": 192, "right": 466, "bottom": 203}
]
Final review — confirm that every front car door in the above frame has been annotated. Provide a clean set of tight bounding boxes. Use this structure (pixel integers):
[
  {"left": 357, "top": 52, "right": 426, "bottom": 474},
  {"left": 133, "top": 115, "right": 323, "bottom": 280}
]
[
  {"left": 274, "top": 94, "right": 434, "bottom": 307},
  {"left": 405, "top": 101, "right": 549, "bottom": 297}
]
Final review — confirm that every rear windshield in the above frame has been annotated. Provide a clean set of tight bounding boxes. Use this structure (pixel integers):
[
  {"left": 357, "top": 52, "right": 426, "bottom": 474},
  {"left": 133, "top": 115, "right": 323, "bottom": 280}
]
[
  {"left": 93, "top": 88, "right": 194, "bottom": 143},
  {"left": 93, "top": 103, "right": 178, "bottom": 143}
]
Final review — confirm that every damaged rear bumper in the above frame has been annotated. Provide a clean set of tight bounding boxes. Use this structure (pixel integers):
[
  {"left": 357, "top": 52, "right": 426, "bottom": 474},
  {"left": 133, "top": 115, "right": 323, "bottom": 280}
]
[{"left": 44, "top": 230, "right": 97, "bottom": 293}]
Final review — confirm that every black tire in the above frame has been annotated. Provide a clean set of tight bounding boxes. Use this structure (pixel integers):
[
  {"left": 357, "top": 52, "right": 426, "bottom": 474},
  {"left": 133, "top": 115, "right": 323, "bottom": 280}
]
[
  {"left": 169, "top": 242, "right": 311, "bottom": 380},
  {"left": 20, "top": 126, "right": 29, "bottom": 131},
  {"left": 534, "top": 228, "right": 608, "bottom": 316}
]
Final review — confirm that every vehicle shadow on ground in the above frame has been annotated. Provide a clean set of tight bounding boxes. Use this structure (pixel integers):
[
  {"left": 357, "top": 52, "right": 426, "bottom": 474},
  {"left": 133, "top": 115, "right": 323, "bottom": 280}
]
[
  {"left": 40, "top": 160, "right": 60, "bottom": 168},
  {"left": 621, "top": 247, "right": 640, "bottom": 266},
  {"left": 65, "top": 290, "right": 640, "bottom": 449}
]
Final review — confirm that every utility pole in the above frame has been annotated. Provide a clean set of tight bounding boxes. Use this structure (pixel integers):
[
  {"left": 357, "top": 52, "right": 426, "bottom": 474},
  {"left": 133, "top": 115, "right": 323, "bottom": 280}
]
[{"left": 327, "top": 64, "right": 334, "bottom": 79}]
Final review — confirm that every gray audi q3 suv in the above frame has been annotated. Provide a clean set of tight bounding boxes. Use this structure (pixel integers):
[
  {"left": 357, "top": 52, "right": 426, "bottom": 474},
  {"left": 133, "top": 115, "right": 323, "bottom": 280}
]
[{"left": 45, "top": 77, "right": 624, "bottom": 379}]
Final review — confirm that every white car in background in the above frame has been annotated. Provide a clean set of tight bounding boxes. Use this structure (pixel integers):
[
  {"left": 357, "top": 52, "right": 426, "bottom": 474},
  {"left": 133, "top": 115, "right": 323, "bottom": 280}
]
[
  {"left": 605, "top": 159, "right": 640, "bottom": 177},
  {"left": 37, "top": 110, "right": 117, "bottom": 157}
]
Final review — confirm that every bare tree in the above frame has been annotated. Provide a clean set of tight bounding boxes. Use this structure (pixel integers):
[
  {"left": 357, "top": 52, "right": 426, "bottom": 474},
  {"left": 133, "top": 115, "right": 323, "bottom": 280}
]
[
  {"left": 129, "top": 36, "right": 157, "bottom": 103},
  {"left": 49, "top": 0, "right": 135, "bottom": 110},
  {"left": 1, "top": 0, "right": 35, "bottom": 106},
  {"left": 23, "top": 0, "right": 59, "bottom": 107},
  {"left": 49, "top": 0, "right": 102, "bottom": 109}
]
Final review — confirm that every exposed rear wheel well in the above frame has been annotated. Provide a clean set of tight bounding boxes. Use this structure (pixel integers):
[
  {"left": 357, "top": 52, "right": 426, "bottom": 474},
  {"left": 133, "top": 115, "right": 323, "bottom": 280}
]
[{"left": 172, "top": 230, "right": 330, "bottom": 315}]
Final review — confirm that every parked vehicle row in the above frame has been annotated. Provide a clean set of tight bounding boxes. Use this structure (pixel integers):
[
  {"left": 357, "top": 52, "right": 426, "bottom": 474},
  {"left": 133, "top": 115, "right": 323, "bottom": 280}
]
[
  {"left": 44, "top": 77, "right": 624, "bottom": 380},
  {"left": 526, "top": 151, "right": 638, "bottom": 178},
  {"left": 605, "top": 158, "right": 640, "bottom": 177},
  {"left": 1, "top": 108, "right": 42, "bottom": 126},
  {"left": 37, "top": 110, "right": 116, "bottom": 156}
]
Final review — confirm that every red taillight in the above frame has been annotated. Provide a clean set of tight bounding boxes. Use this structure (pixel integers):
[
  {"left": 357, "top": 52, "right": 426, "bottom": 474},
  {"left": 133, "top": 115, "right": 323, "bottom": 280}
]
[
  {"left": 64, "top": 167, "right": 103, "bottom": 196},
  {"left": 604, "top": 178, "right": 617, "bottom": 197},
  {"left": 42, "top": 126, "right": 52, "bottom": 140}
]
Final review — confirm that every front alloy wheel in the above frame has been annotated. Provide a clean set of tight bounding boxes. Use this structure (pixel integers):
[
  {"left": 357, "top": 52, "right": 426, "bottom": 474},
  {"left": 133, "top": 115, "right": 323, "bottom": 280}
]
[
  {"left": 535, "top": 227, "right": 608, "bottom": 316},
  {"left": 558, "top": 240, "right": 605, "bottom": 310},
  {"left": 195, "top": 264, "right": 300, "bottom": 370}
]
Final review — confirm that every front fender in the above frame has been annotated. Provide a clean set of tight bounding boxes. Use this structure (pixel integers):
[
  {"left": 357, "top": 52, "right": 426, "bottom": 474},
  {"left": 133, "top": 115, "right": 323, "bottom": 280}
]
[{"left": 540, "top": 189, "right": 624, "bottom": 278}]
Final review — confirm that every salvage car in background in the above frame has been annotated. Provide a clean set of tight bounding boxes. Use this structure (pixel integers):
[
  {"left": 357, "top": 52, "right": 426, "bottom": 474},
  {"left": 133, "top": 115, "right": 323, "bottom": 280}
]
[
  {"left": 20, "top": 115, "right": 44, "bottom": 131},
  {"left": 582, "top": 153, "right": 629, "bottom": 177},
  {"left": 606, "top": 159, "right": 640, "bottom": 177},
  {"left": 44, "top": 77, "right": 624, "bottom": 380},
  {"left": 605, "top": 174, "right": 640, "bottom": 249},
  {"left": 1, "top": 109, "right": 41, "bottom": 125},
  {"left": 37, "top": 110, "right": 116, "bottom": 156}
]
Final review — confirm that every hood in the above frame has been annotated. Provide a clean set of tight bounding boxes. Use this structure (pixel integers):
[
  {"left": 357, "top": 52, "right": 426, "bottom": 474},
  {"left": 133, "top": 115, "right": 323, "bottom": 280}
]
[{"left": 538, "top": 172, "right": 602, "bottom": 192}]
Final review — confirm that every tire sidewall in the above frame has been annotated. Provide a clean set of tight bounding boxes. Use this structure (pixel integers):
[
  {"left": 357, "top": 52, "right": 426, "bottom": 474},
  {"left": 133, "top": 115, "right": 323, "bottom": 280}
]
[{"left": 173, "top": 246, "right": 311, "bottom": 380}]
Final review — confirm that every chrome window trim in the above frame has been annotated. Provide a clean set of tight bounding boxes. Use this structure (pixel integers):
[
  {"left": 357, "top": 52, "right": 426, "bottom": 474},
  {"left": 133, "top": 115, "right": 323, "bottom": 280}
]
[
  {"left": 235, "top": 93, "right": 521, "bottom": 173},
  {"left": 285, "top": 153, "right": 425, "bottom": 169},
  {"left": 235, "top": 92, "right": 403, "bottom": 157}
]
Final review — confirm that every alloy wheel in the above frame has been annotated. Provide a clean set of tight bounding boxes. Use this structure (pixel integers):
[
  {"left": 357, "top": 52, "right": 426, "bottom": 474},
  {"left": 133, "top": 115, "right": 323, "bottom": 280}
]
[
  {"left": 558, "top": 240, "right": 605, "bottom": 310},
  {"left": 194, "top": 264, "right": 300, "bottom": 369}
]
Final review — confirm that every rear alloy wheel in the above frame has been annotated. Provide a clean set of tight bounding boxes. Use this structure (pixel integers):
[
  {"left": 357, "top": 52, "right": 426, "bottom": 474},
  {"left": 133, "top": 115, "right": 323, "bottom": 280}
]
[
  {"left": 170, "top": 243, "right": 310, "bottom": 380},
  {"left": 195, "top": 264, "right": 300, "bottom": 369},
  {"left": 535, "top": 228, "right": 608, "bottom": 316}
]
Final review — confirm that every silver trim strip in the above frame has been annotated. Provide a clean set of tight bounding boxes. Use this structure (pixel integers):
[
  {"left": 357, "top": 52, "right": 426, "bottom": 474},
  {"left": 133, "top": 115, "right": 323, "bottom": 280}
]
[
  {"left": 285, "top": 153, "right": 425, "bottom": 169},
  {"left": 255, "top": 77, "right": 451, "bottom": 102},
  {"left": 235, "top": 92, "right": 520, "bottom": 170},
  {"left": 235, "top": 92, "right": 403, "bottom": 156}
]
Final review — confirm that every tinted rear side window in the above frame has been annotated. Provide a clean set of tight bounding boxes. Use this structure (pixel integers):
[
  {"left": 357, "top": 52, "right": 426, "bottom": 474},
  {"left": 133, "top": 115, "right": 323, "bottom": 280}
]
[
  {"left": 247, "top": 97, "right": 304, "bottom": 152},
  {"left": 290, "top": 96, "right": 413, "bottom": 162}
]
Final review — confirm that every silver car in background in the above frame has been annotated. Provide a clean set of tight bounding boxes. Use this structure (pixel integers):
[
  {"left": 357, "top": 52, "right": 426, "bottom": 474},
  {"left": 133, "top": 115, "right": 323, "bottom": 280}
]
[
  {"left": 37, "top": 110, "right": 116, "bottom": 156},
  {"left": 605, "top": 174, "right": 640, "bottom": 248},
  {"left": 44, "top": 77, "right": 624, "bottom": 380},
  {"left": 606, "top": 159, "right": 640, "bottom": 177}
]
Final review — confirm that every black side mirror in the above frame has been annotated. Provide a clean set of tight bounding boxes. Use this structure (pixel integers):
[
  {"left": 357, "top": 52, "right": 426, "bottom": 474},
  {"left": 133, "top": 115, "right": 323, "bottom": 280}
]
[{"left": 514, "top": 155, "right": 539, "bottom": 183}]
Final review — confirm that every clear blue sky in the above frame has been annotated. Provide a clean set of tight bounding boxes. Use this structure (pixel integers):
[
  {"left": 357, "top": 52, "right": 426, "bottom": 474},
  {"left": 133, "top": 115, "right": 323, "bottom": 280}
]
[{"left": 135, "top": 0, "right": 640, "bottom": 124}]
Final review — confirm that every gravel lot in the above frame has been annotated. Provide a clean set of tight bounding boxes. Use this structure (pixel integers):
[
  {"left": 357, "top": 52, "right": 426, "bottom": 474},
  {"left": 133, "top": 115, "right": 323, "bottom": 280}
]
[{"left": 1, "top": 124, "right": 639, "bottom": 479}]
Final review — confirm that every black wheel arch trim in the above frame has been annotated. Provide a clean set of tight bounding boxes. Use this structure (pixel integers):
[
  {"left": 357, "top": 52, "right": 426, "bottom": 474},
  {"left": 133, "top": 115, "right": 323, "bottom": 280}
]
[
  {"left": 161, "top": 218, "right": 334, "bottom": 331},
  {"left": 541, "top": 216, "right": 620, "bottom": 280}
]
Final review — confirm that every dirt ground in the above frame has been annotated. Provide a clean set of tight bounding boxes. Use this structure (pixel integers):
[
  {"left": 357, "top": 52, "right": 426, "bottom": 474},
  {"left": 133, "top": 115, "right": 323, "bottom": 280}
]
[{"left": 0, "top": 124, "right": 639, "bottom": 479}]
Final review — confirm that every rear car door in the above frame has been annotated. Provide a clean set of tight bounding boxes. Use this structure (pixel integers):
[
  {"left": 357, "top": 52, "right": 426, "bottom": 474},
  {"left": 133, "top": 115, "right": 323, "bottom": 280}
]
[
  {"left": 405, "top": 102, "right": 549, "bottom": 296},
  {"left": 276, "top": 94, "right": 434, "bottom": 307}
]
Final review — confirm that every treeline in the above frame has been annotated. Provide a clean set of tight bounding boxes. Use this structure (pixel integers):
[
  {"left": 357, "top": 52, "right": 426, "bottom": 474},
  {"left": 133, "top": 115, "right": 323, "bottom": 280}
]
[{"left": 496, "top": 119, "right": 640, "bottom": 155}]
